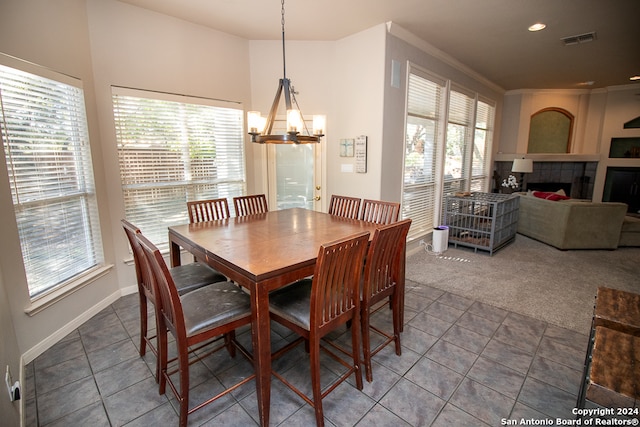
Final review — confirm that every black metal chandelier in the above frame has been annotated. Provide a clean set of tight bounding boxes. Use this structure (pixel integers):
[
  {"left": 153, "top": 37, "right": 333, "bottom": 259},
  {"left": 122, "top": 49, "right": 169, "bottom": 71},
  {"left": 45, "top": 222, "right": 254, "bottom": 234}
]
[{"left": 247, "top": 0, "right": 325, "bottom": 144}]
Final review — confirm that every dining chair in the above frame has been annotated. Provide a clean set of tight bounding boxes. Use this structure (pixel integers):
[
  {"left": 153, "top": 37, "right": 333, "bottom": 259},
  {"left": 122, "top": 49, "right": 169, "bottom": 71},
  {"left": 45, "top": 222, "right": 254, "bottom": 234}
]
[
  {"left": 233, "top": 194, "right": 268, "bottom": 217},
  {"left": 136, "top": 232, "right": 254, "bottom": 427},
  {"left": 327, "top": 194, "right": 361, "bottom": 219},
  {"left": 360, "top": 218, "right": 412, "bottom": 382},
  {"left": 121, "top": 220, "right": 227, "bottom": 373},
  {"left": 187, "top": 197, "right": 230, "bottom": 223},
  {"left": 269, "top": 231, "right": 370, "bottom": 427},
  {"left": 187, "top": 197, "right": 232, "bottom": 263},
  {"left": 360, "top": 199, "right": 401, "bottom": 225}
]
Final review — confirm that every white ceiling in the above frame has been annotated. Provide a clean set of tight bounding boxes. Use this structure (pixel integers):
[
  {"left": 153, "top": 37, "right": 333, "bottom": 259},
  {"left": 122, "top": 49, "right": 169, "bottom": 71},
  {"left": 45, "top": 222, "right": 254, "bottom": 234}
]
[{"left": 119, "top": 0, "right": 640, "bottom": 91}]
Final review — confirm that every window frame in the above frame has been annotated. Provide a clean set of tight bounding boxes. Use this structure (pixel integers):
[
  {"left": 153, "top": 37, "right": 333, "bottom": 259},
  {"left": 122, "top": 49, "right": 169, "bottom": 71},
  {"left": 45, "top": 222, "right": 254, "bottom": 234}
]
[
  {"left": 112, "top": 86, "right": 247, "bottom": 251},
  {"left": 0, "top": 54, "right": 106, "bottom": 306},
  {"left": 401, "top": 62, "right": 496, "bottom": 241},
  {"left": 401, "top": 65, "right": 447, "bottom": 241}
]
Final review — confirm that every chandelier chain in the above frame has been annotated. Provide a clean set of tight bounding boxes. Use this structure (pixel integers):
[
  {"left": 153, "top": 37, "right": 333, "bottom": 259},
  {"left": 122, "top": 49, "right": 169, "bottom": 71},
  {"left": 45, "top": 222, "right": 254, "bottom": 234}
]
[{"left": 281, "top": 0, "right": 287, "bottom": 79}]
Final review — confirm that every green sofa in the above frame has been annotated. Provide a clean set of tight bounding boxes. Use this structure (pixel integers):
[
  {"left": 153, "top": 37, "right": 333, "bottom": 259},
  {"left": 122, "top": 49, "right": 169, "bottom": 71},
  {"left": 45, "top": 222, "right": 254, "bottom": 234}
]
[{"left": 516, "top": 193, "right": 628, "bottom": 250}]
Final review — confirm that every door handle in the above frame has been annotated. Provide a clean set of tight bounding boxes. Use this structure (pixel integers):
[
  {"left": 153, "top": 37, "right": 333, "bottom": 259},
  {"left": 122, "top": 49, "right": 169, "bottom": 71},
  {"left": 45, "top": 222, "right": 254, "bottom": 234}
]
[
  {"left": 314, "top": 196, "right": 321, "bottom": 201},
  {"left": 316, "top": 186, "right": 321, "bottom": 191}
]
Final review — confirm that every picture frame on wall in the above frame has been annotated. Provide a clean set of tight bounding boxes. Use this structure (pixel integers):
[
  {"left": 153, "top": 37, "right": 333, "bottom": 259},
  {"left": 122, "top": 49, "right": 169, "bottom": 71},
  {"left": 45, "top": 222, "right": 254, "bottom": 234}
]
[
  {"left": 355, "top": 135, "right": 367, "bottom": 173},
  {"left": 340, "top": 138, "right": 354, "bottom": 157}
]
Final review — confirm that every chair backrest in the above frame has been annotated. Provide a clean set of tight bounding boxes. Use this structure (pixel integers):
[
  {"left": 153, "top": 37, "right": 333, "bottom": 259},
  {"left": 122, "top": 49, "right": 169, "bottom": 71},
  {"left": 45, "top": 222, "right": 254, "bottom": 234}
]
[
  {"left": 328, "top": 195, "right": 361, "bottom": 219},
  {"left": 121, "top": 219, "right": 154, "bottom": 300},
  {"left": 310, "top": 231, "right": 370, "bottom": 331},
  {"left": 362, "top": 218, "right": 412, "bottom": 306},
  {"left": 136, "top": 232, "right": 185, "bottom": 340},
  {"left": 187, "top": 198, "right": 230, "bottom": 223},
  {"left": 233, "top": 194, "right": 268, "bottom": 217},
  {"left": 360, "top": 199, "right": 401, "bottom": 225}
]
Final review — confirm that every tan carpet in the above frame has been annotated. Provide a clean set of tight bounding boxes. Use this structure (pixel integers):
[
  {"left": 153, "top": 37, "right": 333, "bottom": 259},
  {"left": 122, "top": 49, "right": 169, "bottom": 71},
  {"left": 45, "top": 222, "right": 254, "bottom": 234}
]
[{"left": 405, "top": 234, "right": 640, "bottom": 334}]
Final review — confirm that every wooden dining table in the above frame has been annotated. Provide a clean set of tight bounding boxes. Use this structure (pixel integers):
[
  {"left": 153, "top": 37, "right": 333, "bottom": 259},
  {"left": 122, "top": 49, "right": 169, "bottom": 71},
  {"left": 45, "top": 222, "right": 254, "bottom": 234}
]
[{"left": 168, "top": 207, "right": 384, "bottom": 426}]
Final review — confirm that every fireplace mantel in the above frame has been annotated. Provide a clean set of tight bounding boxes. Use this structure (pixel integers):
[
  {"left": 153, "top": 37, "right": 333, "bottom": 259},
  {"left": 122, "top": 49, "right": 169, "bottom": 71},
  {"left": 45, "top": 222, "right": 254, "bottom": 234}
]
[{"left": 494, "top": 153, "right": 600, "bottom": 162}]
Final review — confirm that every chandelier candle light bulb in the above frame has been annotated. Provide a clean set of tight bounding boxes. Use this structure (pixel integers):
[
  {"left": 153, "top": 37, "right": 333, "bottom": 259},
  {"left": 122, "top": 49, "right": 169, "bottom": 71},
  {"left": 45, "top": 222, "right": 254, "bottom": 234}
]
[
  {"left": 312, "top": 115, "right": 326, "bottom": 136},
  {"left": 247, "top": 111, "right": 265, "bottom": 134},
  {"left": 286, "top": 109, "right": 302, "bottom": 133}
]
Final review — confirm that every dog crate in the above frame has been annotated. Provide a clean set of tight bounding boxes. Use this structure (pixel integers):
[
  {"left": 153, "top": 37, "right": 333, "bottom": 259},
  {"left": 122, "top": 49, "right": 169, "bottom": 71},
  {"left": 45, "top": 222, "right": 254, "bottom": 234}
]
[{"left": 443, "top": 192, "right": 520, "bottom": 255}]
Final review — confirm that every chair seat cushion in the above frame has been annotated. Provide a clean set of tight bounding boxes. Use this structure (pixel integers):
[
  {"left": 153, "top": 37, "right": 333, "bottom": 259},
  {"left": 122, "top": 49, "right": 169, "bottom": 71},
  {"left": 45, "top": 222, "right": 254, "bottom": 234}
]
[
  {"left": 180, "top": 281, "right": 251, "bottom": 337},
  {"left": 269, "top": 279, "right": 313, "bottom": 330},
  {"left": 170, "top": 263, "right": 227, "bottom": 295}
]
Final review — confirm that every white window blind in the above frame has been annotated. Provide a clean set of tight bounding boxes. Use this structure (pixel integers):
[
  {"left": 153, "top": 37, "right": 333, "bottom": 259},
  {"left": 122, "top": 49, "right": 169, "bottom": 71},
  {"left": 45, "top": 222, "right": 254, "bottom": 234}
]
[
  {"left": 113, "top": 88, "right": 246, "bottom": 250},
  {"left": 402, "top": 66, "right": 497, "bottom": 242},
  {"left": 444, "top": 86, "right": 475, "bottom": 195},
  {"left": 402, "top": 70, "right": 446, "bottom": 241},
  {"left": 471, "top": 98, "right": 495, "bottom": 192},
  {"left": 0, "top": 63, "right": 104, "bottom": 298}
]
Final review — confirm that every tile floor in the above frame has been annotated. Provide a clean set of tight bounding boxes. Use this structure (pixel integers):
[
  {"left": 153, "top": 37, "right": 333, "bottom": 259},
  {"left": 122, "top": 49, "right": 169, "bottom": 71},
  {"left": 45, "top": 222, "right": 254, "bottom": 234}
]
[{"left": 25, "top": 279, "right": 595, "bottom": 427}]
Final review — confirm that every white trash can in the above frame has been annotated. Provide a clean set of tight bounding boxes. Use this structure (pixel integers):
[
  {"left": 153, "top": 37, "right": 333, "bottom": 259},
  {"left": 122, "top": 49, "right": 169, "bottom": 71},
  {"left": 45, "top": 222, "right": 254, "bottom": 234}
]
[{"left": 431, "top": 226, "right": 449, "bottom": 255}]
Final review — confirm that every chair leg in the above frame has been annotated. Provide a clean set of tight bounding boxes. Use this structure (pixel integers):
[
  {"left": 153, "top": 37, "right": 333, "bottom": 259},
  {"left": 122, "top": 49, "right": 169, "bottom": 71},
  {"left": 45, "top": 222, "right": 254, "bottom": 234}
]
[
  {"left": 309, "top": 337, "right": 325, "bottom": 427},
  {"left": 225, "top": 331, "right": 236, "bottom": 358},
  {"left": 138, "top": 293, "right": 148, "bottom": 356},
  {"left": 158, "top": 321, "right": 168, "bottom": 395},
  {"left": 392, "top": 292, "right": 402, "bottom": 356},
  {"left": 179, "top": 347, "right": 190, "bottom": 427},
  {"left": 351, "top": 313, "right": 364, "bottom": 390},
  {"left": 361, "top": 308, "right": 373, "bottom": 383}
]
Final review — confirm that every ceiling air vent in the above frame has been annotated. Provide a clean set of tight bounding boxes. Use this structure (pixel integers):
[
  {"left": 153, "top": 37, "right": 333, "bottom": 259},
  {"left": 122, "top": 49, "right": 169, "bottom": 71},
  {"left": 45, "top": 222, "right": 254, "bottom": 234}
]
[{"left": 561, "top": 32, "right": 597, "bottom": 46}]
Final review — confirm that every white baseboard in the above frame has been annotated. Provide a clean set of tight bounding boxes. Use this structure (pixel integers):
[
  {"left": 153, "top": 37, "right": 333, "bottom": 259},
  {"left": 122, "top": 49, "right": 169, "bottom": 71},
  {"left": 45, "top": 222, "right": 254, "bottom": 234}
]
[{"left": 21, "top": 286, "right": 136, "bottom": 365}]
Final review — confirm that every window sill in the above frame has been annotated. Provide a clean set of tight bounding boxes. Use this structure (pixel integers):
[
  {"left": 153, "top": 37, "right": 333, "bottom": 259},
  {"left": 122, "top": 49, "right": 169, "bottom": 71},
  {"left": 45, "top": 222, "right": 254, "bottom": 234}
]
[{"left": 24, "top": 264, "right": 114, "bottom": 316}]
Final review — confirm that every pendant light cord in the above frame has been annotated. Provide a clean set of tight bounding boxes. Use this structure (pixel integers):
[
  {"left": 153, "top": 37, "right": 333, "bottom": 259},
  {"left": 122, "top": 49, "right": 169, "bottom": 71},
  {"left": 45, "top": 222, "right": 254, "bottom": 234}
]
[{"left": 281, "top": 0, "right": 287, "bottom": 80}]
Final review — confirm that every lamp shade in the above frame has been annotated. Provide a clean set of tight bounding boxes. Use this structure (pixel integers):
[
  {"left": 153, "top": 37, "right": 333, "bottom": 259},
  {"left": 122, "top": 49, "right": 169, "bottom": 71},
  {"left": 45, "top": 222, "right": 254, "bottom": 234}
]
[{"left": 512, "top": 158, "right": 533, "bottom": 174}]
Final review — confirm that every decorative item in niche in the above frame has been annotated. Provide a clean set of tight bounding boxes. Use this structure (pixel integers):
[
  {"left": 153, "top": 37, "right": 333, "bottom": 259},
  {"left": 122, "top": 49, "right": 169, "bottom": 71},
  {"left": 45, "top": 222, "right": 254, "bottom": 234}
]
[
  {"left": 355, "top": 135, "right": 367, "bottom": 173},
  {"left": 502, "top": 174, "right": 519, "bottom": 190},
  {"left": 609, "top": 137, "right": 640, "bottom": 158},
  {"left": 340, "top": 138, "right": 354, "bottom": 157},
  {"left": 527, "top": 107, "right": 573, "bottom": 153}
]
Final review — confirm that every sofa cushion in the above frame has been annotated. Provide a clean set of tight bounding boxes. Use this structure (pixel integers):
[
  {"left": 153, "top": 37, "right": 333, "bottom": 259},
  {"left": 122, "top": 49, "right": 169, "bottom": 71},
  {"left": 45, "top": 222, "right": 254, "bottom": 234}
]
[
  {"left": 619, "top": 216, "right": 640, "bottom": 247},
  {"left": 622, "top": 215, "right": 640, "bottom": 233}
]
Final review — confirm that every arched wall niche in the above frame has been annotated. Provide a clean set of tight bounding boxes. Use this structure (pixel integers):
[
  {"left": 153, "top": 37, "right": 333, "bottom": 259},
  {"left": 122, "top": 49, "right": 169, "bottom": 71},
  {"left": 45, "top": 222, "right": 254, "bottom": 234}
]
[{"left": 527, "top": 107, "right": 574, "bottom": 153}]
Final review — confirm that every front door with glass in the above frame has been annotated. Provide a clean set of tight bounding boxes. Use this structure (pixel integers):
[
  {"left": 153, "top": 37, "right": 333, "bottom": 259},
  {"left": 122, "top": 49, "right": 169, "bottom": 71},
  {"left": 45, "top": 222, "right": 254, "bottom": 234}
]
[{"left": 268, "top": 143, "right": 322, "bottom": 211}]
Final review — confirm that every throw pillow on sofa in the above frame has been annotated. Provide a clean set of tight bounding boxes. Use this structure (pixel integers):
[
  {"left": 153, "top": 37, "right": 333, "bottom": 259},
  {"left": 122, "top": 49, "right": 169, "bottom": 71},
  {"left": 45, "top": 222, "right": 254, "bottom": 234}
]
[{"left": 531, "top": 190, "right": 571, "bottom": 201}]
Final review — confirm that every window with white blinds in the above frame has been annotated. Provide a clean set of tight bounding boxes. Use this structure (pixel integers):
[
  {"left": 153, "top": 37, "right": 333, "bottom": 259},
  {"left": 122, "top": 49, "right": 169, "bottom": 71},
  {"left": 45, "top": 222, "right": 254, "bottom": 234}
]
[
  {"left": 112, "top": 87, "right": 246, "bottom": 250},
  {"left": 402, "top": 70, "right": 445, "bottom": 241},
  {"left": 471, "top": 98, "right": 495, "bottom": 192},
  {"left": 0, "top": 63, "right": 104, "bottom": 298},
  {"left": 444, "top": 87, "right": 475, "bottom": 195},
  {"left": 402, "top": 66, "right": 496, "bottom": 242}
]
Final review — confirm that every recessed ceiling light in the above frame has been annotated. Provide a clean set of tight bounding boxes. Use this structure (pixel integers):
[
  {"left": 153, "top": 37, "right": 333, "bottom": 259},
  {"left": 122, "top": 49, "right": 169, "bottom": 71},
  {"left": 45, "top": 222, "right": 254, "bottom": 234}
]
[
  {"left": 631, "top": 76, "right": 640, "bottom": 81},
  {"left": 528, "top": 23, "right": 546, "bottom": 32}
]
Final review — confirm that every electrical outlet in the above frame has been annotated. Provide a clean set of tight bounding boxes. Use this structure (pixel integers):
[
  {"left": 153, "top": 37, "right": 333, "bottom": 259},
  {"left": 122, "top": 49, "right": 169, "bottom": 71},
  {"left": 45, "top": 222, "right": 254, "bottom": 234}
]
[{"left": 5, "top": 366, "right": 20, "bottom": 401}]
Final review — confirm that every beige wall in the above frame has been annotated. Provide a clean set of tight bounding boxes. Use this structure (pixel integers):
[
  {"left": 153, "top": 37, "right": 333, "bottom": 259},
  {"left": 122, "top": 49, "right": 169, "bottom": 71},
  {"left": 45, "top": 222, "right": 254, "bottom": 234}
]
[
  {"left": 86, "top": 0, "right": 253, "bottom": 294},
  {"left": 326, "top": 25, "right": 388, "bottom": 202},
  {"left": 498, "top": 86, "right": 640, "bottom": 201},
  {"left": 500, "top": 89, "right": 593, "bottom": 155},
  {"left": 0, "top": 0, "right": 121, "bottom": 366}
]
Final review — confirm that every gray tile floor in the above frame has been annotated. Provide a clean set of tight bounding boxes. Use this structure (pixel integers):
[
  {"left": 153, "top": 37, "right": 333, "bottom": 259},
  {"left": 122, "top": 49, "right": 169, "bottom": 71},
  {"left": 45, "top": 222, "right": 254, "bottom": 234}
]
[{"left": 25, "top": 280, "right": 593, "bottom": 426}]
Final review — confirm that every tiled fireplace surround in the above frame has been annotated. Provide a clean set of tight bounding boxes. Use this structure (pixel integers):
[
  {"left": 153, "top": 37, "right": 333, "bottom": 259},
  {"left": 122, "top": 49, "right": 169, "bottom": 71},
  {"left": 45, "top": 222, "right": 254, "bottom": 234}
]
[{"left": 494, "top": 161, "right": 598, "bottom": 200}]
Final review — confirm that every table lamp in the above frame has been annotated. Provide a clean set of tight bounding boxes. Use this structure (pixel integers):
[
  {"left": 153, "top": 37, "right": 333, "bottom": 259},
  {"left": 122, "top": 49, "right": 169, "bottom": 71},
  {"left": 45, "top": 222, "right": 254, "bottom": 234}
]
[{"left": 512, "top": 157, "right": 533, "bottom": 190}]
